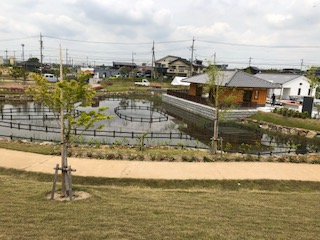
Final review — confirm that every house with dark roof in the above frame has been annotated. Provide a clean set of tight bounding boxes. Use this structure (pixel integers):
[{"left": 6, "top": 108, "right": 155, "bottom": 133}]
[
  {"left": 155, "top": 55, "right": 205, "bottom": 78},
  {"left": 168, "top": 70, "right": 279, "bottom": 108},
  {"left": 112, "top": 62, "right": 136, "bottom": 69},
  {"left": 255, "top": 73, "right": 315, "bottom": 99}
]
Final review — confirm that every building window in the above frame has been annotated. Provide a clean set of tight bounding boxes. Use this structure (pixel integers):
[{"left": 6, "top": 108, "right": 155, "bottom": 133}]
[
  {"left": 298, "top": 88, "right": 301, "bottom": 95},
  {"left": 254, "top": 90, "right": 259, "bottom": 100},
  {"left": 178, "top": 66, "right": 185, "bottom": 72},
  {"left": 308, "top": 88, "right": 311, "bottom": 95},
  {"left": 299, "top": 83, "right": 303, "bottom": 85}
]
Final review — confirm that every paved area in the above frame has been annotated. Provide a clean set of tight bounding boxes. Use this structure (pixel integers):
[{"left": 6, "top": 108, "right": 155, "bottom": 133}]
[{"left": 0, "top": 148, "right": 320, "bottom": 181}]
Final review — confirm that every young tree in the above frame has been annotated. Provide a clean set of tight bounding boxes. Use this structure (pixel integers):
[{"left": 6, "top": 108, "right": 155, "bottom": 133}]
[
  {"left": 205, "top": 64, "right": 240, "bottom": 154},
  {"left": 28, "top": 72, "right": 111, "bottom": 198},
  {"left": 306, "top": 66, "right": 319, "bottom": 97},
  {"left": 9, "top": 66, "right": 25, "bottom": 79}
]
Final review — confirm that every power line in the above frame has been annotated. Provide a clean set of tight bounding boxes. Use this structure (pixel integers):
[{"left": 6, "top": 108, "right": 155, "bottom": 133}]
[
  {"left": 43, "top": 35, "right": 190, "bottom": 45},
  {"left": 0, "top": 36, "right": 38, "bottom": 42},
  {"left": 197, "top": 39, "right": 320, "bottom": 49}
]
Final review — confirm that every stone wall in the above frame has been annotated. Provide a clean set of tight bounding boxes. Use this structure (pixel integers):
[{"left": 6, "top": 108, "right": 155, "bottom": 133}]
[
  {"left": 162, "top": 94, "right": 257, "bottom": 121},
  {"left": 245, "top": 119, "right": 320, "bottom": 139}
]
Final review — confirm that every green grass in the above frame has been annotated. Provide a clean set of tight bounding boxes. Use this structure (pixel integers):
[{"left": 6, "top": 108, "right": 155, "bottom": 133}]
[
  {"left": 100, "top": 79, "right": 177, "bottom": 93},
  {"left": 0, "top": 168, "right": 320, "bottom": 240},
  {"left": 250, "top": 111, "right": 320, "bottom": 132}
]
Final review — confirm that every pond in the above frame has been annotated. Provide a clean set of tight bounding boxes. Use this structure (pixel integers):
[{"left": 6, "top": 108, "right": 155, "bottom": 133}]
[{"left": 0, "top": 94, "right": 319, "bottom": 155}]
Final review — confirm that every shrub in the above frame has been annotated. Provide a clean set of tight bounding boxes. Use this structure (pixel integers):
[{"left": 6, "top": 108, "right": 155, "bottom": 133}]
[
  {"left": 203, "top": 156, "right": 213, "bottom": 162},
  {"left": 106, "top": 153, "right": 116, "bottom": 160}
]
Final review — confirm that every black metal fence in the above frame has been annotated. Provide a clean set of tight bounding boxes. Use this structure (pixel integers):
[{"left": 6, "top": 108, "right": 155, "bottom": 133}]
[{"left": 114, "top": 106, "right": 168, "bottom": 122}]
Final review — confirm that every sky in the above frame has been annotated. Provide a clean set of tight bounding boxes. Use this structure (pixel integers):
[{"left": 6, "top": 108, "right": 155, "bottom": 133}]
[{"left": 1, "top": 0, "right": 320, "bottom": 70}]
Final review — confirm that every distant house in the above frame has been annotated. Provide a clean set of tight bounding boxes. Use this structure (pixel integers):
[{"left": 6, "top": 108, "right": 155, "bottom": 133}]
[
  {"left": 169, "top": 70, "right": 279, "bottom": 107},
  {"left": 255, "top": 73, "right": 315, "bottom": 99},
  {"left": 113, "top": 62, "right": 136, "bottom": 69},
  {"left": 94, "top": 68, "right": 120, "bottom": 79},
  {"left": 155, "top": 55, "right": 205, "bottom": 78},
  {"left": 281, "top": 68, "right": 303, "bottom": 75},
  {"left": 243, "top": 66, "right": 260, "bottom": 74}
]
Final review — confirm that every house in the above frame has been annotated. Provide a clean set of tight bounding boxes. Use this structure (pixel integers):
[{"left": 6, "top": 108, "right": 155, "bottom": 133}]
[
  {"left": 254, "top": 73, "right": 315, "bottom": 99},
  {"left": 155, "top": 55, "right": 205, "bottom": 78},
  {"left": 243, "top": 66, "right": 260, "bottom": 74},
  {"left": 94, "top": 68, "right": 120, "bottom": 79},
  {"left": 178, "top": 70, "right": 279, "bottom": 107},
  {"left": 113, "top": 62, "right": 136, "bottom": 69}
]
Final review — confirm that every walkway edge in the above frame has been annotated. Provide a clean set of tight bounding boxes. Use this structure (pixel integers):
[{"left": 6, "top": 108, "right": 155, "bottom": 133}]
[{"left": 0, "top": 148, "right": 320, "bottom": 181}]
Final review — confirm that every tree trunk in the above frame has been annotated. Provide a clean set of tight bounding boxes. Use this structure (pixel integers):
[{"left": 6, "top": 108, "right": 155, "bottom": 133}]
[{"left": 211, "top": 108, "right": 219, "bottom": 155}]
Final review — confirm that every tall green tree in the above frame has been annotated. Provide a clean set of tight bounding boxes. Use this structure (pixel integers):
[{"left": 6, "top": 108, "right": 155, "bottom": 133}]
[
  {"left": 306, "top": 66, "right": 319, "bottom": 97},
  {"left": 205, "top": 64, "right": 240, "bottom": 154},
  {"left": 28, "top": 72, "right": 111, "bottom": 198}
]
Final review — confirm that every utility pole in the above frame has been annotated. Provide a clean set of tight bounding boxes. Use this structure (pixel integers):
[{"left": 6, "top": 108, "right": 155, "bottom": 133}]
[
  {"left": 151, "top": 41, "right": 157, "bottom": 79},
  {"left": 249, "top": 57, "right": 252, "bottom": 67},
  {"left": 5, "top": 49, "right": 8, "bottom": 63},
  {"left": 21, "top": 44, "right": 25, "bottom": 61},
  {"left": 66, "top": 49, "right": 68, "bottom": 67},
  {"left": 213, "top": 52, "right": 216, "bottom": 65},
  {"left": 190, "top": 37, "right": 195, "bottom": 77},
  {"left": 132, "top": 51, "right": 136, "bottom": 79},
  {"left": 300, "top": 59, "right": 304, "bottom": 73},
  {"left": 132, "top": 51, "right": 135, "bottom": 67},
  {"left": 40, "top": 33, "right": 43, "bottom": 73}
]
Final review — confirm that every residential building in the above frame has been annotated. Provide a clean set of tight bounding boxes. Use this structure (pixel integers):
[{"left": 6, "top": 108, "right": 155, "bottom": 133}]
[
  {"left": 168, "top": 70, "right": 279, "bottom": 108},
  {"left": 113, "top": 62, "right": 136, "bottom": 69},
  {"left": 155, "top": 55, "right": 205, "bottom": 78},
  {"left": 255, "top": 73, "right": 315, "bottom": 99}
]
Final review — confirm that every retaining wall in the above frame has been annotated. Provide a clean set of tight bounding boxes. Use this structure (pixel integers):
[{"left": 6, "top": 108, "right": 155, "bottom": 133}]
[{"left": 162, "top": 94, "right": 258, "bottom": 121}]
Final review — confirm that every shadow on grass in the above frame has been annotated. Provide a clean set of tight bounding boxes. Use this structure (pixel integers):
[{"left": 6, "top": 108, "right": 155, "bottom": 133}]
[{"left": 1, "top": 167, "right": 320, "bottom": 192}]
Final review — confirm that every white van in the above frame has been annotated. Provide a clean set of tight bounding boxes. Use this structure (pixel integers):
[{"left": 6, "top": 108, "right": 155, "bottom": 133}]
[{"left": 44, "top": 74, "right": 58, "bottom": 83}]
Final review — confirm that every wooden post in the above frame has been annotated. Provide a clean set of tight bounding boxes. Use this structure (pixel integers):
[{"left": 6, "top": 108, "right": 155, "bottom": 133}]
[
  {"left": 67, "top": 166, "right": 73, "bottom": 200},
  {"left": 51, "top": 164, "right": 59, "bottom": 200},
  {"left": 220, "top": 137, "right": 223, "bottom": 159}
]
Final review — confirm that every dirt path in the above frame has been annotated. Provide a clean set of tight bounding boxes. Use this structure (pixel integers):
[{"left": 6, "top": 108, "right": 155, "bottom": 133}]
[{"left": 1, "top": 148, "right": 320, "bottom": 181}]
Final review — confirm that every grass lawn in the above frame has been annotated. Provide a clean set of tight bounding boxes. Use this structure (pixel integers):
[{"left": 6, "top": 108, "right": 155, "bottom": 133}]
[
  {"left": 1, "top": 168, "right": 320, "bottom": 240},
  {"left": 250, "top": 111, "right": 320, "bottom": 132}
]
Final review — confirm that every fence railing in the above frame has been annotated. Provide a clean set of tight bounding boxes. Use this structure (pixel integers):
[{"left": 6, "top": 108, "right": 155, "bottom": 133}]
[
  {"left": 114, "top": 106, "right": 168, "bottom": 123},
  {"left": 167, "top": 90, "right": 209, "bottom": 105}
]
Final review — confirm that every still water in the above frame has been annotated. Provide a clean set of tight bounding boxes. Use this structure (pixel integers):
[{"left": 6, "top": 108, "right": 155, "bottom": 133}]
[{"left": 0, "top": 95, "right": 319, "bottom": 155}]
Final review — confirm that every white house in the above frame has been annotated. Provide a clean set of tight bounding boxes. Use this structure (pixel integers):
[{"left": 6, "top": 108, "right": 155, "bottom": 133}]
[{"left": 255, "top": 73, "right": 315, "bottom": 99}]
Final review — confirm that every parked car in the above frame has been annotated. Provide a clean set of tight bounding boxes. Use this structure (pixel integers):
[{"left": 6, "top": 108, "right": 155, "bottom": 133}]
[
  {"left": 134, "top": 79, "right": 150, "bottom": 86},
  {"left": 44, "top": 74, "right": 58, "bottom": 83},
  {"left": 109, "top": 74, "right": 121, "bottom": 80}
]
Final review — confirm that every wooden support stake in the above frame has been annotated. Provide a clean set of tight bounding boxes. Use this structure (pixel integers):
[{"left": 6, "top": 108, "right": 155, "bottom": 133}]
[
  {"left": 67, "top": 166, "right": 73, "bottom": 201},
  {"left": 51, "top": 164, "right": 59, "bottom": 200}
]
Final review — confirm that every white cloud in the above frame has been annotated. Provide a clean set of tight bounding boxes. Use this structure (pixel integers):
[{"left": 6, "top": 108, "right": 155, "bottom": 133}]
[
  {"left": 177, "top": 22, "right": 231, "bottom": 37},
  {"left": 0, "top": 0, "right": 320, "bottom": 69},
  {"left": 266, "top": 14, "right": 293, "bottom": 24}
]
